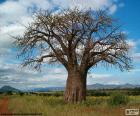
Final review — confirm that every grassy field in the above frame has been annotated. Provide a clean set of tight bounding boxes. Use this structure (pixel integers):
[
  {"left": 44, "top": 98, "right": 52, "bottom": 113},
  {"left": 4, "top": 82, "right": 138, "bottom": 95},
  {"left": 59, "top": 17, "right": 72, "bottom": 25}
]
[{"left": 2, "top": 94, "right": 139, "bottom": 116}]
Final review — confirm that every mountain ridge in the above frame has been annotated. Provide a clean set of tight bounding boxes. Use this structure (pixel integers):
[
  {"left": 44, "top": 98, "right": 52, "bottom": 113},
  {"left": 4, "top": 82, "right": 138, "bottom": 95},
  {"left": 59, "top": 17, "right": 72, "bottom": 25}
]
[
  {"left": 29, "top": 83, "right": 140, "bottom": 92},
  {"left": 1, "top": 83, "right": 140, "bottom": 92},
  {"left": 0, "top": 85, "right": 21, "bottom": 92}
]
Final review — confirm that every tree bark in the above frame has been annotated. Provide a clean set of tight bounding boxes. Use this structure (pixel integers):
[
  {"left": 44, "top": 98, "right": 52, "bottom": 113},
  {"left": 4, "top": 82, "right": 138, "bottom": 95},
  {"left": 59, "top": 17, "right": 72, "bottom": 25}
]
[{"left": 64, "top": 70, "right": 87, "bottom": 103}]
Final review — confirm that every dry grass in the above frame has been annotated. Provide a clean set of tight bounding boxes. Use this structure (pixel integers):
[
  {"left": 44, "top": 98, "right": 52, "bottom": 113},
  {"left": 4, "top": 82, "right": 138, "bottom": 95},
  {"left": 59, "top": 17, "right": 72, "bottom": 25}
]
[{"left": 7, "top": 95, "right": 140, "bottom": 116}]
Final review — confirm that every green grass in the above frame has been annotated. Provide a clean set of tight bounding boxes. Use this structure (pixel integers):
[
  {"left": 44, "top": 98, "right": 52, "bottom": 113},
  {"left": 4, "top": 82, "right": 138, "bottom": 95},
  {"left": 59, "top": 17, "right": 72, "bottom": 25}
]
[
  {"left": 108, "top": 92, "right": 130, "bottom": 106},
  {"left": 7, "top": 95, "right": 140, "bottom": 116}
]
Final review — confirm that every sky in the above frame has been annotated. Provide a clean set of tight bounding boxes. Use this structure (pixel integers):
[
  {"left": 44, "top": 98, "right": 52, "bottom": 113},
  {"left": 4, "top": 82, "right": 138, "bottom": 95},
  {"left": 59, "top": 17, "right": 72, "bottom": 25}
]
[{"left": 0, "top": 0, "right": 140, "bottom": 90}]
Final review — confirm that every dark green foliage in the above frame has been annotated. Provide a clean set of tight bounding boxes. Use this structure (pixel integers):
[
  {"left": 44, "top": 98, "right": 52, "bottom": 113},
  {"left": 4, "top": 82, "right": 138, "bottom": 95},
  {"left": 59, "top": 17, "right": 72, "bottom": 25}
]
[
  {"left": 87, "top": 88, "right": 140, "bottom": 96},
  {"left": 32, "top": 91, "right": 63, "bottom": 97},
  {"left": 22, "top": 88, "right": 140, "bottom": 97},
  {"left": 108, "top": 92, "right": 129, "bottom": 106},
  {"left": 52, "top": 91, "right": 63, "bottom": 97},
  {"left": 87, "top": 90, "right": 109, "bottom": 96},
  {"left": 4, "top": 88, "right": 139, "bottom": 97},
  {"left": 6, "top": 91, "right": 13, "bottom": 95},
  {"left": 19, "top": 92, "right": 25, "bottom": 96}
]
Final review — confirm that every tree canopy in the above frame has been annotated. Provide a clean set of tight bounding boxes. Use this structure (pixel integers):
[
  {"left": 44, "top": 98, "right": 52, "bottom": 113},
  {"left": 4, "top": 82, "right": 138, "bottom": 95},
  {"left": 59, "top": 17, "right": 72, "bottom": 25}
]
[{"left": 15, "top": 8, "right": 132, "bottom": 72}]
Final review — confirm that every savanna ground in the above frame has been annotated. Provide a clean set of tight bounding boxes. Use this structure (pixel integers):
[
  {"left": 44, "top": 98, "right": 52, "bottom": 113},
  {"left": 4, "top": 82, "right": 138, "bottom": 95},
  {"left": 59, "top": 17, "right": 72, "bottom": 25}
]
[{"left": 0, "top": 93, "right": 140, "bottom": 116}]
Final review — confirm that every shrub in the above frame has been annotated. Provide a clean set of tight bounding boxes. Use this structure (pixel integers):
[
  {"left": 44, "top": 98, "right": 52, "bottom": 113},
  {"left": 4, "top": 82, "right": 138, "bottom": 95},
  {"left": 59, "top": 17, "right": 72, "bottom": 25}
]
[
  {"left": 108, "top": 92, "right": 129, "bottom": 106},
  {"left": 53, "top": 91, "right": 63, "bottom": 97},
  {"left": 6, "top": 91, "right": 13, "bottom": 95},
  {"left": 19, "top": 92, "right": 25, "bottom": 96},
  {"left": 87, "top": 90, "right": 108, "bottom": 96}
]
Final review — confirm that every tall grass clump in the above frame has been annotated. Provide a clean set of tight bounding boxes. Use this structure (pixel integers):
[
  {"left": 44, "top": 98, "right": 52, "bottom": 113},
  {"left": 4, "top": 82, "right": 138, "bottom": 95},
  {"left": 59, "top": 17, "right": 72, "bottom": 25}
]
[{"left": 108, "top": 92, "right": 129, "bottom": 106}]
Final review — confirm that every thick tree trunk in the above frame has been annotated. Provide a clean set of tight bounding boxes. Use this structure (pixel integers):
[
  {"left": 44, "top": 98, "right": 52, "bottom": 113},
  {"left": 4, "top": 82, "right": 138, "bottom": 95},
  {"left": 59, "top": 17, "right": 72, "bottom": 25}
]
[{"left": 64, "top": 70, "right": 87, "bottom": 103}]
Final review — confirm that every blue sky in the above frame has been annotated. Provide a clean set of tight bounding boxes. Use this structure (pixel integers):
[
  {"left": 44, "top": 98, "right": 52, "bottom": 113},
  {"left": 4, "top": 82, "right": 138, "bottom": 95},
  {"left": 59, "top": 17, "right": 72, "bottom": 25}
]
[{"left": 0, "top": 0, "right": 140, "bottom": 89}]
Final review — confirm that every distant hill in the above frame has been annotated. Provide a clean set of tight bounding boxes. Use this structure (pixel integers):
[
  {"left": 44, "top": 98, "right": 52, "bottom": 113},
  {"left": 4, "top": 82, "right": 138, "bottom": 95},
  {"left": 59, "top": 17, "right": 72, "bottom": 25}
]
[
  {"left": 29, "top": 83, "right": 140, "bottom": 92},
  {"left": 31, "top": 87, "right": 64, "bottom": 92},
  {"left": 88, "top": 83, "right": 140, "bottom": 90},
  {"left": 0, "top": 86, "right": 21, "bottom": 93},
  {"left": 1, "top": 84, "right": 139, "bottom": 93}
]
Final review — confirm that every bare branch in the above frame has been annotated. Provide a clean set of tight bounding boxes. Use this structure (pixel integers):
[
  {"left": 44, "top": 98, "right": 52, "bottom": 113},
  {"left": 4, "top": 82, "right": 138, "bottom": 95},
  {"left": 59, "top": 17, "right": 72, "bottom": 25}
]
[{"left": 15, "top": 8, "right": 132, "bottom": 72}]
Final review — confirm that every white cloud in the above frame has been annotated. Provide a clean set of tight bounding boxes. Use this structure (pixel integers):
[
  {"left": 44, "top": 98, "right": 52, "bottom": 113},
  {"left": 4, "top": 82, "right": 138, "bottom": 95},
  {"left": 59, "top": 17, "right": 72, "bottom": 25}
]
[
  {"left": 0, "top": 0, "right": 118, "bottom": 50},
  {"left": 126, "top": 39, "right": 138, "bottom": 59},
  {"left": 0, "top": 0, "right": 51, "bottom": 42},
  {"left": 0, "top": 0, "right": 51, "bottom": 25},
  {"left": 126, "top": 39, "right": 140, "bottom": 62},
  {"left": 0, "top": 0, "right": 27, "bottom": 25},
  {"left": 0, "top": 23, "right": 25, "bottom": 56},
  {"left": 88, "top": 73, "right": 112, "bottom": 78},
  {"left": 132, "top": 52, "right": 140, "bottom": 62},
  {"left": 106, "top": 80, "right": 121, "bottom": 85},
  {"left": 109, "top": 4, "right": 117, "bottom": 14},
  {"left": 130, "top": 68, "right": 140, "bottom": 73},
  {"left": 127, "top": 40, "right": 136, "bottom": 49},
  {"left": 52, "top": 0, "right": 111, "bottom": 10},
  {"left": 0, "top": 62, "right": 67, "bottom": 89},
  {"left": 87, "top": 73, "right": 112, "bottom": 85}
]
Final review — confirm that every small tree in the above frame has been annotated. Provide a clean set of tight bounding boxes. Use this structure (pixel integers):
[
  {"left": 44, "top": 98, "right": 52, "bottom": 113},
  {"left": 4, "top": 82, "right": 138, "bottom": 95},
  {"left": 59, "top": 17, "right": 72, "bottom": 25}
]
[{"left": 15, "top": 8, "right": 132, "bottom": 103}]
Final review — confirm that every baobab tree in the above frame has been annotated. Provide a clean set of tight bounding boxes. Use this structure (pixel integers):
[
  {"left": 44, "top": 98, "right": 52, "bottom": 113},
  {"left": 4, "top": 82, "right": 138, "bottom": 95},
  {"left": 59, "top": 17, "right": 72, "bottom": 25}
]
[{"left": 15, "top": 8, "right": 132, "bottom": 103}]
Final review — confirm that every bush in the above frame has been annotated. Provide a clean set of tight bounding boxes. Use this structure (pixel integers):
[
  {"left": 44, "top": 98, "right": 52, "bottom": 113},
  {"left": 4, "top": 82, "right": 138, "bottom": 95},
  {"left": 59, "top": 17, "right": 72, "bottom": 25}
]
[
  {"left": 6, "top": 91, "right": 13, "bottom": 95},
  {"left": 19, "top": 92, "right": 25, "bottom": 96},
  {"left": 108, "top": 92, "right": 129, "bottom": 106},
  {"left": 87, "top": 90, "right": 108, "bottom": 96},
  {"left": 52, "top": 91, "right": 63, "bottom": 97}
]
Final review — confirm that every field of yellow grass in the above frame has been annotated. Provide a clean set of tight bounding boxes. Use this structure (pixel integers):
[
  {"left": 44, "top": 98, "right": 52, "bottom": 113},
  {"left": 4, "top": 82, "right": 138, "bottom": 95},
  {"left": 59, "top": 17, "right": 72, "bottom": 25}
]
[{"left": 2, "top": 95, "right": 139, "bottom": 116}]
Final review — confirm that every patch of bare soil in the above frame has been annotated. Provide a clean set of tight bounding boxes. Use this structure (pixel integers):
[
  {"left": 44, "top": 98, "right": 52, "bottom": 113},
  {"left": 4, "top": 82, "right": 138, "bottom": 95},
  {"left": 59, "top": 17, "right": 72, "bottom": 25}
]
[{"left": 0, "top": 96, "right": 12, "bottom": 116}]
